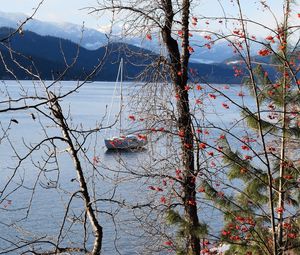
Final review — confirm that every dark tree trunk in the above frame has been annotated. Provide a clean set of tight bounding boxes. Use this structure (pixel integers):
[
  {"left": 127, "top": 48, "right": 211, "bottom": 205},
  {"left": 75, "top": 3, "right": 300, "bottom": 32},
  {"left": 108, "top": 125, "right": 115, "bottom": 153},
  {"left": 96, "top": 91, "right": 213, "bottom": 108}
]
[{"left": 161, "top": 0, "right": 200, "bottom": 253}]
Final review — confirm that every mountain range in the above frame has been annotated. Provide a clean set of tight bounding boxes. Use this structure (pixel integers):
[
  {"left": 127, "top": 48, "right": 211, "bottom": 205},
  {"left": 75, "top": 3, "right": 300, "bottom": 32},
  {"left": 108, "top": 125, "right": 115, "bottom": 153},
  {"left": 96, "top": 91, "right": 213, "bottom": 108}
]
[
  {"left": 0, "top": 26, "right": 242, "bottom": 83},
  {"left": 0, "top": 11, "right": 249, "bottom": 63},
  {"left": 1, "top": 11, "right": 287, "bottom": 83},
  {"left": 0, "top": 11, "right": 108, "bottom": 50}
]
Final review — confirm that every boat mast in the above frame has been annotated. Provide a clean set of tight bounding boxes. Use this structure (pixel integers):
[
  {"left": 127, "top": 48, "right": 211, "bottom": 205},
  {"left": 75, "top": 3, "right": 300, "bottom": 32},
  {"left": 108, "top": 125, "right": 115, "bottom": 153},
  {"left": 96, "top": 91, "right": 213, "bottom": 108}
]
[
  {"left": 105, "top": 58, "right": 123, "bottom": 136},
  {"left": 119, "top": 58, "right": 123, "bottom": 135}
]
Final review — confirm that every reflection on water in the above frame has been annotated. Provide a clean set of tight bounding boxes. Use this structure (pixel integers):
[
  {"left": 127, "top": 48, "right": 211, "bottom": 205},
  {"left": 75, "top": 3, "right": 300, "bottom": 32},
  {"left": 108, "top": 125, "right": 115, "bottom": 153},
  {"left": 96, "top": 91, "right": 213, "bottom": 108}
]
[{"left": 104, "top": 147, "right": 148, "bottom": 155}]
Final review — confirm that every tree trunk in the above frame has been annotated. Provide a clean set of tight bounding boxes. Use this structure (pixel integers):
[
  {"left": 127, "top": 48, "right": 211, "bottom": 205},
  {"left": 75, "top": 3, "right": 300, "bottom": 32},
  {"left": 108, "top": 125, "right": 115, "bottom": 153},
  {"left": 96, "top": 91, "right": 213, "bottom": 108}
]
[
  {"left": 277, "top": 1, "right": 290, "bottom": 253},
  {"left": 49, "top": 93, "right": 103, "bottom": 255},
  {"left": 161, "top": 0, "right": 200, "bottom": 253}
]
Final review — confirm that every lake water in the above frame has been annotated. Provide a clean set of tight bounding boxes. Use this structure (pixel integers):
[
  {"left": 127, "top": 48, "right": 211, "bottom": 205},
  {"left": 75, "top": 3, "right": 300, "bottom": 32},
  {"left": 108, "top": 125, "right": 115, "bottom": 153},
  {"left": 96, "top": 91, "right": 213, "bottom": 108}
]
[{"left": 0, "top": 80, "right": 254, "bottom": 254}]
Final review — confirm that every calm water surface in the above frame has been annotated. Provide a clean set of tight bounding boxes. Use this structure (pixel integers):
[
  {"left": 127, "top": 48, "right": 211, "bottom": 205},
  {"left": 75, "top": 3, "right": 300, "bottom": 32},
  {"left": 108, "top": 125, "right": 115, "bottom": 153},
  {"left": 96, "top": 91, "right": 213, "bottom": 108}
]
[{"left": 0, "top": 80, "right": 254, "bottom": 254}]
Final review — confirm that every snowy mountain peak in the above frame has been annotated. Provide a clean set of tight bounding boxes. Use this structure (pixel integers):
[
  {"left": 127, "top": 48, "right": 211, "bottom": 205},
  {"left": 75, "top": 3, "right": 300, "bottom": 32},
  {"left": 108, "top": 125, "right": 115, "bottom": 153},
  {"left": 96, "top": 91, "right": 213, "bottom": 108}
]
[
  {"left": 0, "top": 11, "right": 244, "bottom": 63},
  {"left": 0, "top": 10, "right": 28, "bottom": 21},
  {"left": 0, "top": 11, "right": 29, "bottom": 29},
  {"left": 0, "top": 11, "right": 108, "bottom": 50}
]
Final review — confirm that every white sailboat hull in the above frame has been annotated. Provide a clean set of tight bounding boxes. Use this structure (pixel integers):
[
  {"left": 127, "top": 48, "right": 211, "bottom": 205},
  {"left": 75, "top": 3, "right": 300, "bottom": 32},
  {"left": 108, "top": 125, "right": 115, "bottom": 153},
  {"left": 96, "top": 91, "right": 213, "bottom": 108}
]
[{"left": 105, "top": 135, "right": 148, "bottom": 150}]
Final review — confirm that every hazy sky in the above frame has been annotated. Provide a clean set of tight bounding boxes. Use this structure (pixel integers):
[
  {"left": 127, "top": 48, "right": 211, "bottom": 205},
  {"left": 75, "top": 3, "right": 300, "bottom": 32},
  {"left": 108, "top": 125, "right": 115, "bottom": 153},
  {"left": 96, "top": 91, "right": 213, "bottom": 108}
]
[
  {"left": 1, "top": 0, "right": 101, "bottom": 28},
  {"left": 1, "top": 0, "right": 297, "bottom": 34}
]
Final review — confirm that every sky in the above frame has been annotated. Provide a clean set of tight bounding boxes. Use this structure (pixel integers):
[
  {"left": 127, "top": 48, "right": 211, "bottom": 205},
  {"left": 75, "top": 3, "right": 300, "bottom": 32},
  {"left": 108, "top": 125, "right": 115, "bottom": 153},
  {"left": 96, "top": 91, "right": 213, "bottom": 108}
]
[
  {"left": 0, "top": 0, "right": 298, "bottom": 34},
  {"left": 1, "top": 0, "right": 102, "bottom": 28}
]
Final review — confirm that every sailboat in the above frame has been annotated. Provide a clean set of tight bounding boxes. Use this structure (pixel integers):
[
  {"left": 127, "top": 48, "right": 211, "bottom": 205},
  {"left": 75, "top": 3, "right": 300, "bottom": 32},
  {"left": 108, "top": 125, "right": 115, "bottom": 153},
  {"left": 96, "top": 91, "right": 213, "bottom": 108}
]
[{"left": 104, "top": 59, "right": 148, "bottom": 150}]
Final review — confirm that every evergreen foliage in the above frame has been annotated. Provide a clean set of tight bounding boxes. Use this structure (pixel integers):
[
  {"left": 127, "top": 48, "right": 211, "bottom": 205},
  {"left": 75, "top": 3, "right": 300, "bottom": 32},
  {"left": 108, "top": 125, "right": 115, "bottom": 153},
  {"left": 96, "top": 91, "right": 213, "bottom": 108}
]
[
  {"left": 166, "top": 209, "right": 208, "bottom": 254},
  {"left": 201, "top": 2, "right": 300, "bottom": 253}
]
